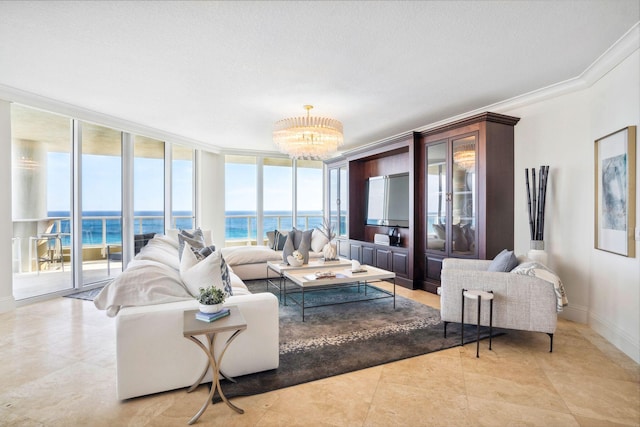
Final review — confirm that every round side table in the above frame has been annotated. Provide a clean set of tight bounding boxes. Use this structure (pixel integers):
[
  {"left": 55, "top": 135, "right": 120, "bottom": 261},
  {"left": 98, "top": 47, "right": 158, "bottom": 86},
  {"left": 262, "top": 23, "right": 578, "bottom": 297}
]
[{"left": 461, "top": 289, "right": 494, "bottom": 358}]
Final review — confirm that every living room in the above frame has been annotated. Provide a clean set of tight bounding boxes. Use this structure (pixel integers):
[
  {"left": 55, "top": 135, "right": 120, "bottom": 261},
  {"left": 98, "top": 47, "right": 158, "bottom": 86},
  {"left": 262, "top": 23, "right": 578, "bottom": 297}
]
[{"left": 0, "top": 1, "right": 638, "bottom": 425}]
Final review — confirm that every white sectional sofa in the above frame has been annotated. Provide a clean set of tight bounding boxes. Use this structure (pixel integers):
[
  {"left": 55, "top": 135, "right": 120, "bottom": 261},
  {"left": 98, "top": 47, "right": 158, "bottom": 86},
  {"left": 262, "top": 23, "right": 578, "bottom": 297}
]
[
  {"left": 220, "top": 228, "right": 328, "bottom": 280},
  {"left": 220, "top": 245, "right": 323, "bottom": 280},
  {"left": 94, "top": 233, "right": 279, "bottom": 400}
]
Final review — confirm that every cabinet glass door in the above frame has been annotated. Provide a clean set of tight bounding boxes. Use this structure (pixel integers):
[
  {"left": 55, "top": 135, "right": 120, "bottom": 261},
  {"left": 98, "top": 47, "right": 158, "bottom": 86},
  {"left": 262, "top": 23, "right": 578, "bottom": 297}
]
[
  {"left": 451, "top": 134, "right": 477, "bottom": 256},
  {"left": 426, "top": 142, "right": 447, "bottom": 252},
  {"left": 329, "top": 165, "right": 348, "bottom": 237}
]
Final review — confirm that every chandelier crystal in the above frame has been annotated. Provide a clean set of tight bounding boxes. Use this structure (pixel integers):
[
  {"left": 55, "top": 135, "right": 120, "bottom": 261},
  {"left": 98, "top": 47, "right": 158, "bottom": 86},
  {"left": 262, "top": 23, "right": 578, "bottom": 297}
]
[
  {"left": 453, "top": 143, "right": 476, "bottom": 172},
  {"left": 273, "top": 105, "right": 343, "bottom": 159}
]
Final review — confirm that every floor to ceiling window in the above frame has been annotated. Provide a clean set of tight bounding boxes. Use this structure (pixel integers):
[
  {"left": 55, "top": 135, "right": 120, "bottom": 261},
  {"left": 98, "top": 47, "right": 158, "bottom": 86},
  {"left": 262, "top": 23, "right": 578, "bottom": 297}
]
[
  {"left": 134, "top": 136, "right": 165, "bottom": 234},
  {"left": 11, "top": 105, "right": 74, "bottom": 300},
  {"left": 10, "top": 104, "right": 198, "bottom": 301},
  {"left": 296, "top": 159, "right": 323, "bottom": 230},
  {"left": 171, "top": 144, "right": 194, "bottom": 229},
  {"left": 263, "top": 157, "right": 293, "bottom": 240},
  {"left": 224, "top": 155, "right": 324, "bottom": 246},
  {"left": 80, "top": 122, "right": 123, "bottom": 285},
  {"left": 225, "top": 155, "right": 257, "bottom": 245}
]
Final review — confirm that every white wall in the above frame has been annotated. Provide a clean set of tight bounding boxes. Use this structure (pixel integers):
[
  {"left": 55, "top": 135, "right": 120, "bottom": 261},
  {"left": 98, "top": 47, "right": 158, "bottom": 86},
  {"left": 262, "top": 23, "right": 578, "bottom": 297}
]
[
  {"left": 197, "top": 150, "right": 226, "bottom": 248},
  {"left": 0, "top": 99, "right": 16, "bottom": 313},
  {"left": 587, "top": 49, "right": 640, "bottom": 362},
  {"left": 504, "top": 49, "right": 640, "bottom": 363}
]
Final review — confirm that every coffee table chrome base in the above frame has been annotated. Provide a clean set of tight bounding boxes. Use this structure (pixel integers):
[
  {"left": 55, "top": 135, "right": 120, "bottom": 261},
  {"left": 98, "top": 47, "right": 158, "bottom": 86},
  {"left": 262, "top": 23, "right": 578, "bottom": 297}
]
[{"left": 285, "top": 280, "right": 396, "bottom": 322}]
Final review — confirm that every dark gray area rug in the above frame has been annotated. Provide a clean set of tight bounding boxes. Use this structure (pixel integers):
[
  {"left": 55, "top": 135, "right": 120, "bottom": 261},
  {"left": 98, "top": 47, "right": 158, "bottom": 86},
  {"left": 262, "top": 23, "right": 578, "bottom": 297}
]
[
  {"left": 216, "top": 279, "right": 497, "bottom": 401},
  {"left": 63, "top": 286, "right": 104, "bottom": 301}
]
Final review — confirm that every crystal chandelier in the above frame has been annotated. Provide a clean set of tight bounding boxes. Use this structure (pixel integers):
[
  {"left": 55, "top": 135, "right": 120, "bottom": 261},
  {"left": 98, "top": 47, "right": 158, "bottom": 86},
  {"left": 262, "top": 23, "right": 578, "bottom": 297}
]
[
  {"left": 453, "top": 143, "right": 476, "bottom": 172},
  {"left": 273, "top": 105, "right": 343, "bottom": 159}
]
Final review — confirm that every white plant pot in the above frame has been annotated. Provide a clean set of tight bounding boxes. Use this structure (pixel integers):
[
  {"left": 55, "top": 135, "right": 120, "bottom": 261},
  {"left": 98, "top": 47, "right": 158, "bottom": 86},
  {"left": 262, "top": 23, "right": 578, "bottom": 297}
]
[
  {"left": 199, "top": 303, "right": 223, "bottom": 313},
  {"left": 527, "top": 240, "right": 548, "bottom": 266},
  {"left": 287, "top": 255, "right": 303, "bottom": 267}
]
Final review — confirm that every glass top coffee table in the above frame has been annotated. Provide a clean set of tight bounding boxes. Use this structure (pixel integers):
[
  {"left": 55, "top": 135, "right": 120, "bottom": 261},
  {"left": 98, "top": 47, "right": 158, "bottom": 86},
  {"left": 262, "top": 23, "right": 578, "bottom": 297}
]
[
  {"left": 266, "top": 258, "right": 352, "bottom": 301},
  {"left": 283, "top": 265, "right": 396, "bottom": 321}
]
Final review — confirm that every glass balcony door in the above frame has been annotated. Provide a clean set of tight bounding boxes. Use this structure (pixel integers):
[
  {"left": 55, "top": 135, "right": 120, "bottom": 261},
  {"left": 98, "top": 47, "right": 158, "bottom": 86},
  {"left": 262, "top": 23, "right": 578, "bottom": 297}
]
[
  {"left": 328, "top": 164, "right": 347, "bottom": 237},
  {"left": 11, "top": 105, "right": 74, "bottom": 300},
  {"left": 80, "top": 122, "right": 123, "bottom": 284},
  {"left": 134, "top": 136, "right": 165, "bottom": 235},
  {"left": 296, "top": 160, "right": 323, "bottom": 231}
]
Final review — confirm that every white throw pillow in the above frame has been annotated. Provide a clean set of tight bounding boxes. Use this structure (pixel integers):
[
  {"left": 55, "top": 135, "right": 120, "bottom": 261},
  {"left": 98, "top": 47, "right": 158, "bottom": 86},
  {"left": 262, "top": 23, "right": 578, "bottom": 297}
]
[
  {"left": 179, "top": 242, "right": 226, "bottom": 297},
  {"left": 311, "top": 228, "right": 329, "bottom": 253},
  {"left": 167, "top": 228, "right": 214, "bottom": 247}
]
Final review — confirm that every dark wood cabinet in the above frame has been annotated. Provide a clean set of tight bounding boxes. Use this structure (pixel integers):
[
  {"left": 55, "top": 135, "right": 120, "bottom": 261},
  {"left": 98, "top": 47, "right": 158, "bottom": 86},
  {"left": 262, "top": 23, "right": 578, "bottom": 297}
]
[
  {"left": 346, "top": 240, "right": 411, "bottom": 287},
  {"left": 325, "top": 111, "right": 518, "bottom": 294},
  {"left": 417, "top": 112, "right": 520, "bottom": 292}
]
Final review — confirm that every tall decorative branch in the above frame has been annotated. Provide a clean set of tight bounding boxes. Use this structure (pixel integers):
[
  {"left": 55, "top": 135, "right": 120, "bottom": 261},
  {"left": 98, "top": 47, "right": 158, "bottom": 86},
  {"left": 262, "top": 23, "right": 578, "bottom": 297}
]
[{"left": 525, "top": 166, "right": 550, "bottom": 241}]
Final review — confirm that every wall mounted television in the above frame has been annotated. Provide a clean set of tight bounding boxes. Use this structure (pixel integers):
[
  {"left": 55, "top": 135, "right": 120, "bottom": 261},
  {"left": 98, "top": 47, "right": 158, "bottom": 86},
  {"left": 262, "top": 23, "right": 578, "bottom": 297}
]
[{"left": 365, "top": 172, "right": 410, "bottom": 228}]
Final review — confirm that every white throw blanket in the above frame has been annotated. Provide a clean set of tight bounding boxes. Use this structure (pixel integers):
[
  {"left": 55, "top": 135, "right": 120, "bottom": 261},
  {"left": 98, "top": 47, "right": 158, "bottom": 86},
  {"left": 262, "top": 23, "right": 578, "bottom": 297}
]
[
  {"left": 94, "top": 235, "right": 193, "bottom": 317},
  {"left": 511, "top": 262, "right": 568, "bottom": 312},
  {"left": 94, "top": 235, "right": 253, "bottom": 317}
]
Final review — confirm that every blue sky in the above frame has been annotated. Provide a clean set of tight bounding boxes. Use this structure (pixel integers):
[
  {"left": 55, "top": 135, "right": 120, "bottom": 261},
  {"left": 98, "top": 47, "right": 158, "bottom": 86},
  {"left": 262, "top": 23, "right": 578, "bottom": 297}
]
[
  {"left": 48, "top": 153, "right": 321, "bottom": 213},
  {"left": 47, "top": 153, "right": 193, "bottom": 212},
  {"left": 225, "top": 163, "right": 322, "bottom": 212}
]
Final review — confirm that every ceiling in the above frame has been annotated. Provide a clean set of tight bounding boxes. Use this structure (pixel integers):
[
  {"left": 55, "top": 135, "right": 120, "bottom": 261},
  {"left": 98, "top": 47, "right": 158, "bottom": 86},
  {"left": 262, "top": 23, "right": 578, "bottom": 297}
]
[{"left": 0, "top": 1, "right": 638, "bottom": 156}]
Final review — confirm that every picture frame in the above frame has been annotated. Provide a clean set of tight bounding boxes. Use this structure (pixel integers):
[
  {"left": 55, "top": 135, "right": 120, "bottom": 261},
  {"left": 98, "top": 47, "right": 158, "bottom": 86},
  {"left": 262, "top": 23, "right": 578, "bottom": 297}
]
[{"left": 594, "top": 126, "right": 636, "bottom": 257}]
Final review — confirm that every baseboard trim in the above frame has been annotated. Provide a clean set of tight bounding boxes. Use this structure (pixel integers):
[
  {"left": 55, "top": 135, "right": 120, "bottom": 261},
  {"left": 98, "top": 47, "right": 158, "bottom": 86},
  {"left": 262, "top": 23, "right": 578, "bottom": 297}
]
[
  {"left": 0, "top": 295, "right": 16, "bottom": 313},
  {"left": 559, "top": 303, "right": 588, "bottom": 324},
  {"left": 589, "top": 311, "right": 640, "bottom": 364}
]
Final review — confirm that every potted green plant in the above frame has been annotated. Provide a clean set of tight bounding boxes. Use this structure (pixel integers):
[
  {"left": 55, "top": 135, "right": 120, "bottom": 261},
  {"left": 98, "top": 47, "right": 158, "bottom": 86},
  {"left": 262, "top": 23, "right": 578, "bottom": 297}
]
[{"left": 197, "top": 286, "right": 227, "bottom": 313}]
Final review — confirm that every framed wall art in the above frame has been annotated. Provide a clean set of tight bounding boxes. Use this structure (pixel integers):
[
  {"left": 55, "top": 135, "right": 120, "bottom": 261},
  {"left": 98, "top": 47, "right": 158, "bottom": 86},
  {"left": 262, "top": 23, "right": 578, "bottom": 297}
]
[{"left": 594, "top": 125, "right": 636, "bottom": 257}]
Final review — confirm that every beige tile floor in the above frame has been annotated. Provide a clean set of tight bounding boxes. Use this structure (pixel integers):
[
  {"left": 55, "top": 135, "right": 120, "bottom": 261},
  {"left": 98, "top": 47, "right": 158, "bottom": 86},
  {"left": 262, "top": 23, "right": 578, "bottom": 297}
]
[{"left": 0, "top": 285, "right": 638, "bottom": 426}]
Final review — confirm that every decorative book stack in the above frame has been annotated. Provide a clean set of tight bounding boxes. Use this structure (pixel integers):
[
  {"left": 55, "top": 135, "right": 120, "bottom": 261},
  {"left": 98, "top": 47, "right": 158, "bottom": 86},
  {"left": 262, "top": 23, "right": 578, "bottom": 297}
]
[{"left": 195, "top": 308, "right": 230, "bottom": 323}]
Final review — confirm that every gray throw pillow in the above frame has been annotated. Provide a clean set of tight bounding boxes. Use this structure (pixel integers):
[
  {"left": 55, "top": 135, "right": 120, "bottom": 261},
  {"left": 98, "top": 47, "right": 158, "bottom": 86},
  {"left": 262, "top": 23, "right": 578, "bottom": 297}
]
[
  {"left": 191, "top": 244, "right": 216, "bottom": 260},
  {"left": 487, "top": 249, "right": 519, "bottom": 272},
  {"left": 178, "top": 228, "right": 205, "bottom": 259},
  {"left": 282, "top": 231, "right": 296, "bottom": 264},
  {"left": 296, "top": 229, "right": 314, "bottom": 263},
  {"left": 273, "top": 230, "right": 288, "bottom": 251},
  {"left": 220, "top": 254, "right": 233, "bottom": 296}
]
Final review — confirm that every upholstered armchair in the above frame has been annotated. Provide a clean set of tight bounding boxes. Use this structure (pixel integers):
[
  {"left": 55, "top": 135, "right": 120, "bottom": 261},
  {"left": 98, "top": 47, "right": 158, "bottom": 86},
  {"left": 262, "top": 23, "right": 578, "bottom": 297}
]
[{"left": 440, "top": 257, "right": 559, "bottom": 352}]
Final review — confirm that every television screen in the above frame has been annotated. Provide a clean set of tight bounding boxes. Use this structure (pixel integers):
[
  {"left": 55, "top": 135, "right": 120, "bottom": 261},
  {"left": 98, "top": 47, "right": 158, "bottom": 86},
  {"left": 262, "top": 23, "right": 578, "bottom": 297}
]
[{"left": 365, "top": 173, "right": 410, "bottom": 227}]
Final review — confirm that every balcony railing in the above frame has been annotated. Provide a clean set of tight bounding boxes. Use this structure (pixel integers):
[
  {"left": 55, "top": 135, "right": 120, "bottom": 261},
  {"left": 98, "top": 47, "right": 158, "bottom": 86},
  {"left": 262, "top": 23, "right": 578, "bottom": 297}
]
[
  {"left": 12, "top": 214, "right": 193, "bottom": 265},
  {"left": 225, "top": 213, "right": 323, "bottom": 245}
]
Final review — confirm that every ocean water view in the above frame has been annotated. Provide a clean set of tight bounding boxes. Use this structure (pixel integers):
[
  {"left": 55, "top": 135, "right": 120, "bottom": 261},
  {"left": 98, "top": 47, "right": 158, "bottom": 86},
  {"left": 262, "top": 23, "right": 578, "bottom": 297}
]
[{"left": 47, "top": 210, "right": 325, "bottom": 245}]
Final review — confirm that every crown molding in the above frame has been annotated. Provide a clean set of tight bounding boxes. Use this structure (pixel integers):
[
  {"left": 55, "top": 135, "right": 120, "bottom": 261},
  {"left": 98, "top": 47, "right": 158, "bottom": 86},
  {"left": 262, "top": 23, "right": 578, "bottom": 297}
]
[{"left": 0, "top": 84, "right": 221, "bottom": 153}]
